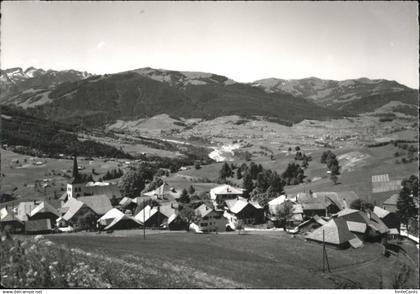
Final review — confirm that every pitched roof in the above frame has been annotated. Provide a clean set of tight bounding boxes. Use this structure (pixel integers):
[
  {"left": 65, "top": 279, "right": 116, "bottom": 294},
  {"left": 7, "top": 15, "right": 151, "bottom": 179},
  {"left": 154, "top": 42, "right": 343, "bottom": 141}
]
[
  {"left": 98, "top": 208, "right": 125, "bottom": 221},
  {"left": 16, "top": 202, "right": 38, "bottom": 221},
  {"left": 103, "top": 213, "right": 142, "bottom": 230},
  {"left": 29, "top": 202, "right": 60, "bottom": 218},
  {"left": 144, "top": 183, "right": 171, "bottom": 197},
  {"left": 292, "top": 203, "right": 304, "bottom": 214},
  {"left": 225, "top": 199, "right": 249, "bottom": 214},
  {"left": 268, "top": 195, "right": 287, "bottom": 206},
  {"left": 383, "top": 194, "right": 399, "bottom": 206},
  {"left": 119, "top": 197, "right": 133, "bottom": 207},
  {"left": 77, "top": 195, "right": 113, "bottom": 216},
  {"left": 0, "top": 211, "right": 23, "bottom": 224},
  {"left": 134, "top": 205, "right": 162, "bottom": 223},
  {"left": 159, "top": 204, "right": 176, "bottom": 218},
  {"left": 373, "top": 206, "right": 391, "bottom": 218},
  {"left": 195, "top": 204, "right": 214, "bottom": 218},
  {"left": 210, "top": 184, "right": 244, "bottom": 197},
  {"left": 306, "top": 218, "right": 356, "bottom": 245},
  {"left": 298, "top": 191, "right": 359, "bottom": 211},
  {"left": 62, "top": 198, "right": 85, "bottom": 221}
]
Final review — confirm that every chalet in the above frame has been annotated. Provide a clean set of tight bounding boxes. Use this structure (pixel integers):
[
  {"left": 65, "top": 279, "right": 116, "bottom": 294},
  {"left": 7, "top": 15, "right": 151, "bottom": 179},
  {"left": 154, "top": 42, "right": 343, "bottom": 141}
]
[
  {"left": 224, "top": 197, "right": 264, "bottom": 227},
  {"left": 382, "top": 194, "right": 399, "bottom": 213},
  {"left": 192, "top": 204, "right": 227, "bottom": 233},
  {"left": 29, "top": 201, "right": 60, "bottom": 224},
  {"left": 77, "top": 195, "right": 112, "bottom": 217},
  {"left": 134, "top": 205, "right": 167, "bottom": 228},
  {"left": 166, "top": 214, "right": 188, "bottom": 231},
  {"left": 59, "top": 198, "right": 98, "bottom": 230},
  {"left": 0, "top": 210, "right": 24, "bottom": 233},
  {"left": 143, "top": 182, "right": 176, "bottom": 200},
  {"left": 296, "top": 215, "right": 328, "bottom": 234},
  {"left": 210, "top": 184, "right": 244, "bottom": 207}
]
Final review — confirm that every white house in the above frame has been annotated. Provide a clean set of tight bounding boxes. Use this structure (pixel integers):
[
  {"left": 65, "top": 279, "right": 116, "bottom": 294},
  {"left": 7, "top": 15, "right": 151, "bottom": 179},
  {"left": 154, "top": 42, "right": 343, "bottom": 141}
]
[{"left": 210, "top": 184, "right": 244, "bottom": 207}]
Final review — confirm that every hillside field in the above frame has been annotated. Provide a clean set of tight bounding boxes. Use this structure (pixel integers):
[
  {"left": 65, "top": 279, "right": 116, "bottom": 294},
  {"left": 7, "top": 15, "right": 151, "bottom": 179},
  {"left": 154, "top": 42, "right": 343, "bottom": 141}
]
[{"left": 47, "top": 231, "right": 419, "bottom": 289}]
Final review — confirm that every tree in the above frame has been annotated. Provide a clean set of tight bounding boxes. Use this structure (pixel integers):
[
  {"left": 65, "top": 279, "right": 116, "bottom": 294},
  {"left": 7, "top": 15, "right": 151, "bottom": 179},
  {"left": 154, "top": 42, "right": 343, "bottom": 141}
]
[
  {"left": 178, "top": 188, "right": 190, "bottom": 204},
  {"left": 269, "top": 172, "right": 285, "bottom": 194},
  {"left": 120, "top": 169, "right": 145, "bottom": 198},
  {"left": 295, "top": 146, "right": 301, "bottom": 151},
  {"left": 194, "top": 161, "right": 201, "bottom": 170},
  {"left": 236, "top": 168, "right": 243, "bottom": 180},
  {"left": 330, "top": 174, "right": 338, "bottom": 185},
  {"left": 219, "top": 162, "right": 233, "bottom": 180},
  {"left": 249, "top": 162, "right": 259, "bottom": 179},
  {"left": 178, "top": 204, "right": 195, "bottom": 231},
  {"left": 321, "top": 150, "right": 334, "bottom": 164},
  {"left": 242, "top": 173, "right": 254, "bottom": 198},
  {"left": 397, "top": 185, "right": 418, "bottom": 227},
  {"left": 188, "top": 185, "right": 196, "bottom": 195}
]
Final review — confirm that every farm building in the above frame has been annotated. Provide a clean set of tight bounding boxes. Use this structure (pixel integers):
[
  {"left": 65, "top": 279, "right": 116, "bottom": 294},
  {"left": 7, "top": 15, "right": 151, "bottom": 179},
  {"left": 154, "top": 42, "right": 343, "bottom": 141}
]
[
  {"left": 15, "top": 201, "right": 39, "bottom": 222},
  {"left": 192, "top": 204, "right": 227, "bottom": 233},
  {"left": 224, "top": 197, "right": 264, "bottom": 226},
  {"left": 373, "top": 206, "right": 401, "bottom": 232},
  {"left": 305, "top": 218, "right": 363, "bottom": 249},
  {"left": 210, "top": 184, "right": 244, "bottom": 207},
  {"left": 25, "top": 219, "right": 53, "bottom": 234},
  {"left": 268, "top": 195, "right": 287, "bottom": 215},
  {"left": 134, "top": 205, "right": 167, "bottom": 228},
  {"left": 333, "top": 208, "right": 388, "bottom": 241},
  {"left": 29, "top": 201, "right": 60, "bottom": 224},
  {"left": 97, "top": 208, "right": 141, "bottom": 231}
]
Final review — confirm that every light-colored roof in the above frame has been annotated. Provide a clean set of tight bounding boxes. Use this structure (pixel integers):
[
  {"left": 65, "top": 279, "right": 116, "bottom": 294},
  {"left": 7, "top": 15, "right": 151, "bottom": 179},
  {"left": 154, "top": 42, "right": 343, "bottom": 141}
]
[
  {"left": 78, "top": 195, "right": 113, "bottom": 216},
  {"left": 210, "top": 184, "right": 243, "bottom": 200},
  {"left": 0, "top": 207, "right": 8, "bottom": 220},
  {"left": 346, "top": 221, "right": 367, "bottom": 233},
  {"left": 388, "top": 228, "right": 399, "bottom": 235},
  {"left": 383, "top": 194, "right": 399, "bottom": 206},
  {"left": 373, "top": 206, "right": 391, "bottom": 218},
  {"left": 134, "top": 205, "right": 159, "bottom": 223},
  {"left": 144, "top": 183, "right": 171, "bottom": 197},
  {"left": 16, "top": 202, "right": 38, "bottom": 222},
  {"left": 306, "top": 218, "right": 356, "bottom": 245},
  {"left": 195, "top": 204, "right": 214, "bottom": 218},
  {"left": 334, "top": 208, "right": 360, "bottom": 218},
  {"left": 62, "top": 198, "right": 85, "bottom": 221},
  {"left": 119, "top": 197, "right": 133, "bottom": 207},
  {"left": 225, "top": 198, "right": 262, "bottom": 214},
  {"left": 103, "top": 213, "right": 142, "bottom": 230},
  {"left": 159, "top": 204, "right": 176, "bottom": 218},
  {"left": 268, "top": 195, "right": 287, "bottom": 206},
  {"left": 98, "top": 208, "right": 124, "bottom": 222},
  {"left": 29, "top": 202, "right": 60, "bottom": 218},
  {"left": 86, "top": 181, "right": 111, "bottom": 187},
  {"left": 298, "top": 191, "right": 359, "bottom": 211},
  {"left": 292, "top": 203, "right": 304, "bottom": 214}
]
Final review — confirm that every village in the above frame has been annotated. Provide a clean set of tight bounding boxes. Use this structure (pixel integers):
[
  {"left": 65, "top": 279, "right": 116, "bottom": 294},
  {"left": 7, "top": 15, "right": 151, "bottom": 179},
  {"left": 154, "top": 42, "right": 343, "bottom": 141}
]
[{"left": 1, "top": 154, "right": 418, "bottom": 253}]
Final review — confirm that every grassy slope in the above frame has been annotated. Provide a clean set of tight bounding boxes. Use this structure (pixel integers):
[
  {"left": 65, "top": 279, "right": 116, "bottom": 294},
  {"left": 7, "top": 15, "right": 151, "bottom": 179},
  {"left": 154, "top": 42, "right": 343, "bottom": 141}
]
[{"left": 47, "top": 231, "right": 418, "bottom": 289}]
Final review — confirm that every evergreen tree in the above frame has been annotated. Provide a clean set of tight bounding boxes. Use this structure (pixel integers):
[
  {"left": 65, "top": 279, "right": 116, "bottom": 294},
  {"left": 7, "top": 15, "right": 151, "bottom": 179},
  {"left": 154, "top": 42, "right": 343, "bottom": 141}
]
[
  {"left": 397, "top": 186, "right": 417, "bottom": 226},
  {"left": 178, "top": 188, "right": 190, "bottom": 204},
  {"left": 188, "top": 185, "right": 196, "bottom": 195},
  {"left": 120, "top": 169, "right": 145, "bottom": 198},
  {"left": 242, "top": 173, "right": 254, "bottom": 198},
  {"left": 219, "top": 162, "right": 233, "bottom": 180},
  {"left": 236, "top": 168, "right": 243, "bottom": 180}
]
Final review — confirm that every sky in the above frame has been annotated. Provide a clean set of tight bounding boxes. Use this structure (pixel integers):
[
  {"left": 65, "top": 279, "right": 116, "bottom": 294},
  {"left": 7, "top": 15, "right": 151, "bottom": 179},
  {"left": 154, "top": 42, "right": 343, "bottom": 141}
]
[{"left": 1, "top": 1, "right": 418, "bottom": 88}]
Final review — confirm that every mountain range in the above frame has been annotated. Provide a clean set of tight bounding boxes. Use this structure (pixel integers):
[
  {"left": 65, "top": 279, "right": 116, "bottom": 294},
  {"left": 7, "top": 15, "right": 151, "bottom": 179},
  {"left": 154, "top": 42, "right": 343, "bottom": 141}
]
[{"left": 1, "top": 66, "right": 417, "bottom": 127}]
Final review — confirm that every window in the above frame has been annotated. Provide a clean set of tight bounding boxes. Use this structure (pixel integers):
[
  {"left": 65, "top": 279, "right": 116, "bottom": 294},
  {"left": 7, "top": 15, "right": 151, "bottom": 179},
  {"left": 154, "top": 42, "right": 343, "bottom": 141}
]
[
  {"left": 203, "top": 216, "right": 208, "bottom": 220},
  {"left": 201, "top": 223, "right": 208, "bottom": 226}
]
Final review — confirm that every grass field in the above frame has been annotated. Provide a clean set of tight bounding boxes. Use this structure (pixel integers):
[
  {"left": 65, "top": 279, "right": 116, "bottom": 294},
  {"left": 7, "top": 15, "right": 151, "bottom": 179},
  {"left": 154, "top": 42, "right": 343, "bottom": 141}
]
[{"left": 46, "top": 231, "right": 419, "bottom": 289}]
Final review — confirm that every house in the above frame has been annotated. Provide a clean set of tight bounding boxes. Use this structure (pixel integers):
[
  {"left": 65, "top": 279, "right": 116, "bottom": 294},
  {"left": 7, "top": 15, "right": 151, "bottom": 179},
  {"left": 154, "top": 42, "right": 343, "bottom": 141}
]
[
  {"left": 305, "top": 218, "right": 363, "bottom": 249},
  {"left": 192, "top": 204, "right": 227, "bottom": 233},
  {"left": 210, "top": 184, "right": 244, "bottom": 207},
  {"left": 373, "top": 206, "right": 401, "bottom": 232},
  {"left": 143, "top": 183, "right": 179, "bottom": 200},
  {"left": 77, "top": 195, "right": 113, "bottom": 217},
  {"left": 134, "top": 205, "right": 167, "bottom": 228},
  {"left": 15, "top": 201, "right": 39, "bottom": 222},
  {"left": 59, "top": 198, "right": 98, "bottom": 230},
  {"left": 97, "top": 208, "right": 141, "bottom": 231},
  {"left": 224, "top": 197, "right": 264, "bottom": 227},
  {"left": 25, "top": 219, "right": 53, "bottom": 234},
  {"left": 0, "top": 210, "right": 24, "bottom": 233},
  {"left": 268, "top": 195, "right": 287, "bottom": 215},
  {"left": 166, "top": 213, "right": 188, "bottom": 231},
  {"left": 29, "top": 201, "right": 60, "bottom": 224},
  {"left": 297, "top": 191, "right": 359, "bottom": 217}
]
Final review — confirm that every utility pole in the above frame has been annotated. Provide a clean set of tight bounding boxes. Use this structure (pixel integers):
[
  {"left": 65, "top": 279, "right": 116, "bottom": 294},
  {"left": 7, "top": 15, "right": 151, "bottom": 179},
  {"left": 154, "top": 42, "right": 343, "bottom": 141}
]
[
  {"left": 322, "top": 230, "right": 331, "bottom": 273},
  {"left": 143, "top": 200, "right": 146, "bottom": 240}
]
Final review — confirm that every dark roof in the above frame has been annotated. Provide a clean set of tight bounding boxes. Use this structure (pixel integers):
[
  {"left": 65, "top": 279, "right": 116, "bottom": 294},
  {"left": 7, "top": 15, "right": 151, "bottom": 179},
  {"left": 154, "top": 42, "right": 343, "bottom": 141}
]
[
  {"left": 70, "top": 175, "right": 88, "bottom": 185},
  {"left": 25, "top": 219, "right": 52, "bottom": 232}
]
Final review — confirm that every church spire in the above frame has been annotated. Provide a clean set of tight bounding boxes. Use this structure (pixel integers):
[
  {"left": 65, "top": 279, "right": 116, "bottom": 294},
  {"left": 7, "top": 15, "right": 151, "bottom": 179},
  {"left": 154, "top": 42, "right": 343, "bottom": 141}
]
[{"left": 72, "top": 156, "right": 79, "bottom": 178}]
